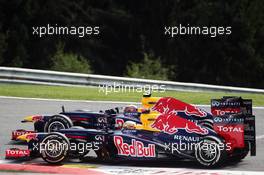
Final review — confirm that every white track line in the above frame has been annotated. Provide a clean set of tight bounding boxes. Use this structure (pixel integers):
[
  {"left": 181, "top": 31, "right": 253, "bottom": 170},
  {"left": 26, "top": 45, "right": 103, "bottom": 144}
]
[
  {"left": 256, "top": 135, "right": 264, "bottom": 140},
  {"left": 95, "top": 166, "right": 264, "bottom": 175}
]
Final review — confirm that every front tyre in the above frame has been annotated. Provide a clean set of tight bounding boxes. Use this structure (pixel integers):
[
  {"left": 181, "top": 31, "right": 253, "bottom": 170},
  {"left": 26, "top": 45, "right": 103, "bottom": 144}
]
[
  {"left": 44, "top": 115, "right": 72, "bottom": 132},
  {"left": 39, "top": 133, "right": 70, "bottom": 164},
  {"left": 195, "top": 136, "right": 226, "bottom": 167}
]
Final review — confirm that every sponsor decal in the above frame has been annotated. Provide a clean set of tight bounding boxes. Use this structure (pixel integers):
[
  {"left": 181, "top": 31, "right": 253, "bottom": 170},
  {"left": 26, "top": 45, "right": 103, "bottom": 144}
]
[
  {"left": 212, "top": 108, "right": 241, "bottom": 116},
  {"left": 12, "top": 130, "right": 35, "bottom": 140},
  {"left": 211, "top": 100, "right": 241, "bottom": 107},
  {"left": 214, "top": 124, "right": 245, "bottom": 148},
  {"left": 32, "top": 115, "right": 43, "bottom": 122},
  {"left": 173, "top": 135, "right": 200, "bottom": 142},
  {"left": 114, "top": 136, "right": 155, "bottom": 157},
  {"left": 211, "top": 101, "right": 220, "bottom": 107},
  {"left": 213, "top": 117, "right": 244, "bottom": 123},
  {"left": 70, "top": 116, "right": 89, "bottom": 121},
  {"left": 25, "top": 133, "right": 38, "bottom": 141},
  {"left": 151, "top": 114, "right": 208, "bottom": 135},
  {"left": 152, "top": 97, "right": 207, "bottom": 117},
  {"left": 124, "top": 112, "right": 139, "bottom": 117},
  {"left": 115, "top": 119, "right": 124, "bottom": 129},
  {"left": 217, "top": 126, "right": 243, "bottom": 133},
  {"left": 6, "top": 149, "right": 30, "bottom": 158},
  {"left": 95, "top": 135, "right": 104, "bottom": 141},
  {"left": 65, "top": 134, "right": 86, "bottom": 139},
  {"left": 97, "top": 117, "right": 107, "bottom": 123}
]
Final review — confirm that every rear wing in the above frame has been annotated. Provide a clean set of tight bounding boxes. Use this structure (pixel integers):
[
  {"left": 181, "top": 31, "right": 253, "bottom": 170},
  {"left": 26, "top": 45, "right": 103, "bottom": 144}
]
[{"left": 211, "top": 96, "right": 256, "bottom": 156}]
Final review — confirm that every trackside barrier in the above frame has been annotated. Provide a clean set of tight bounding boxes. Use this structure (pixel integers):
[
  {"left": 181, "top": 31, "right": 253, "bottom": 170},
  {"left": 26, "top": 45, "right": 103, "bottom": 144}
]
[{"left": 0, "top": 67, "right": 264, "bottom": 94}]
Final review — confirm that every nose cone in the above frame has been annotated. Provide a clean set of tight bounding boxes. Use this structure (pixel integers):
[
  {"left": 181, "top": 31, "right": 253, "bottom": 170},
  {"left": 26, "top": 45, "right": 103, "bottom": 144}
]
[
  {"left": 22, "top": 116, "right": 34, "bottom": 122},
  {"left": 17, "top": 133, "right": 37, "bottom": 142},
  {"left": 17, "top": 134, "right": 28, "bottom": 142}
]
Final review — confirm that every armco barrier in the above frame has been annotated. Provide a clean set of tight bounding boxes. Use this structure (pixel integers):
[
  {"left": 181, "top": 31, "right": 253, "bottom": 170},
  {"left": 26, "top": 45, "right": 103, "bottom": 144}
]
[{"left": 0, "top": 67, "right": 264, "bottom": 94}]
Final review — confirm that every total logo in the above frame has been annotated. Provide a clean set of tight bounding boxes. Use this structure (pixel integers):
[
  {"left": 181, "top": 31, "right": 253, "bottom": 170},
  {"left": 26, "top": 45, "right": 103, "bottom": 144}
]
[
  {"left": 114, "top": 136, "right": 155, "bottom": 158},
  {"left": 213, "top": 109, "right": 241, "bottom": 115},
  {"left": 6, "top": 149, "right": 30, "bottom": 157},
  {"left": 217, "top": 126, "right": 243, "bottom": 133}
]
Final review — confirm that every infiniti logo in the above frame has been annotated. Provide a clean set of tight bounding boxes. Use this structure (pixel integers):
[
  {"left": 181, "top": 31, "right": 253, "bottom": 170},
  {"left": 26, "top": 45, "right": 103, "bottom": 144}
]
[
  {"left": 95, "top": 135, "right": 104, "bottom": 141},
  {"left": 211, "top": 100, "right": 241, "bottom": 107},
  {"left": 213, "top": 117, "right": 244, "bottom": 123},
  {"left": 97, "top": 117, "right": 107, "bottom": 123},
  {"left": 214, "top": 117, "right": 223, "bottom": 122},
  {"left": 212, "top": 101, "right": 220, "bottom": 107}
]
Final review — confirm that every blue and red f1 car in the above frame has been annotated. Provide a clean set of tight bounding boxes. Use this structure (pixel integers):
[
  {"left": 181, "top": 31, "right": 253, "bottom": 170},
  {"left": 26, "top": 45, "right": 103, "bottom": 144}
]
[{"left": 6, "top": 94, "right": 256, "bottom": 167}]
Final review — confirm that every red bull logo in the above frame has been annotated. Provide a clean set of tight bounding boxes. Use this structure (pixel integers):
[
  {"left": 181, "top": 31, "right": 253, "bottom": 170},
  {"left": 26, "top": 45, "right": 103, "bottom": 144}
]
[
  {"left": 32, "top": 115, "right": 43, "bottom": 122},
  {"left": 151, "top": 114, "right": 208, "bottom": 135},
  {"left": 152, "top": 97, "right": 207, "bottom": 117},
  {"left": 25, "top": 133, "right": 37, "bottom": 141},
  {"left": 114, "top": 136, "right": 155, "bottom": 157},
  {"left": 12, "top": 130, "right": 35, "bottom": 140},
  {"left": 115, "top": 119, "right": 124, "bottom": 129}
]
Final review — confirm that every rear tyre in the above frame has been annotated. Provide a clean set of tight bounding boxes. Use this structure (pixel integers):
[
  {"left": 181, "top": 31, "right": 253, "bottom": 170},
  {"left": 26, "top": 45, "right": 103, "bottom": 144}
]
[
  {"left": 44, "top": 115, "right": 72, "bottom": 132},
  {"left": 195, "top": 136, "right": 226, "bottom": 167},
  {"left": 39, "top": 133, "right": 70, "bottom": 164}
]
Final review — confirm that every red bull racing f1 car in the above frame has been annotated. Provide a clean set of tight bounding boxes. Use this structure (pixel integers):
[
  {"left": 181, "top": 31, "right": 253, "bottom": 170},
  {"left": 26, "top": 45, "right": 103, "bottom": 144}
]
[{"left": 6, "top": 94, "right": 256, "bottom": 167}]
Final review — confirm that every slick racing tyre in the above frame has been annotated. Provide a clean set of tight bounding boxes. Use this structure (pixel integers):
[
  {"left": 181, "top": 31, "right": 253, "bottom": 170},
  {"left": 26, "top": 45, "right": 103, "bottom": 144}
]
[
  {"left": 44, "top": 115, "right": 73, "bottom": 132},
  {"left": 28, "top": 139, "right": 40, "bottom": 158},
  {"left": 195, "top": 136, "right": 226, "bottom": 167},
  {"left": 40, "top": 133, "right": 70, "bottom": 164}
]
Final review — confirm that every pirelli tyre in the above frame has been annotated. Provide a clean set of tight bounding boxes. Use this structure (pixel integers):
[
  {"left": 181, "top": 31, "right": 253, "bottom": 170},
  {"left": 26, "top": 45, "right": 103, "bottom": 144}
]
[
  {"left": 39, "top": 133, "right": 70, "bottom": 164},
  {"left": 44, "top": 115, "right": 73, "bottom": 132},
  {"left": 195, "top": 136, "right": 227, "bottom": 167},
  {"left": 28, "top": 139, "right": 40, "bottom": 158}
]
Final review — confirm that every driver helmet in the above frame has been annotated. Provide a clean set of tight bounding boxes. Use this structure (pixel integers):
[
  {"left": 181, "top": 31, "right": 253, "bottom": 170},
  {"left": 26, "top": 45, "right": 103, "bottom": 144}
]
[{"left": 124, "top": 105, "right": 138, "bottom": 117}]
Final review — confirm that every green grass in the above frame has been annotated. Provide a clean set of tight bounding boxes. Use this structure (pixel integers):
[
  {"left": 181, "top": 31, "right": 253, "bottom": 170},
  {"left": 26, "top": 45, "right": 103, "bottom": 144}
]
[{"left": 0, "top": 83, "right": 263, "bottom": 106}]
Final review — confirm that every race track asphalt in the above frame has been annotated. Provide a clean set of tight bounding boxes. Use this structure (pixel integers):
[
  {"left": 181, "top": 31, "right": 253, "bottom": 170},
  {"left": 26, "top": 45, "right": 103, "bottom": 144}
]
[{"left": 0, "top": 96, "right": 263, "bottom": 174}]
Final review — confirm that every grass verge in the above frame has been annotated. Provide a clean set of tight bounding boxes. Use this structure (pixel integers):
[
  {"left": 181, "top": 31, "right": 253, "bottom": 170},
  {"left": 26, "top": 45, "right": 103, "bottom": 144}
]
[{"left": 0, "top": 83, "right": 263, "bottom": 106}]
